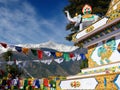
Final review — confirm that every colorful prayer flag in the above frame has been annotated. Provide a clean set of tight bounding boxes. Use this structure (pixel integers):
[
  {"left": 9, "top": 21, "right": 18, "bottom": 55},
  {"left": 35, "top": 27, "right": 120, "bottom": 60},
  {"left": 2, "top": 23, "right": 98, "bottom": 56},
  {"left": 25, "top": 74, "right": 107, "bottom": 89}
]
[
  {"left": 15, "top": 46, "right": 22, "bottom": 52},
  {"left": 51, "top": 52, "right": 56, "bottom": 58},
  {"left": 22, "top": 48, "right": 29, "bottom": 54},
  {"left": 43, "top": 78, "right": 49, "bottom": 87},
  {"left": 31, "top": 49, "right": 37, "bottom": 56},
  {"left": 69, "top": 53, "right": 74, "bottom": 58},
  {"left": 80, "top": 53, "right": 86, "bottom": 60},
  {"left": 63, "top": 52, "right": 70, "bottom": 61},
  {"left": 0, "top": 42, "right": 7, "bottom": 48},
  {"left": 54, "top": 58, "right": 64, "bottom": 64},
  {"left": 55, "top": 52, "right": 63, "bottom": 57},
  {"left": 44, "top": 51, "right": 51, "bottom": 57},
  {"left": 37, "top": 50, "right": 43, "bottom": 59}
]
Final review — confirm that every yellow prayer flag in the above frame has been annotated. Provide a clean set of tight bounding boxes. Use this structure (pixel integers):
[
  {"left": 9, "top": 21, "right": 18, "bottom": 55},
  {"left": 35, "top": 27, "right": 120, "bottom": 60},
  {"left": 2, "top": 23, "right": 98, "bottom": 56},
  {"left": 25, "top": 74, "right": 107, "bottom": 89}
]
[
  {"left": 56, "top": 52, "right": 63, "bottom": 57},
  {"left": 22, "top": 48, "right": 29, "bottom": 54}
]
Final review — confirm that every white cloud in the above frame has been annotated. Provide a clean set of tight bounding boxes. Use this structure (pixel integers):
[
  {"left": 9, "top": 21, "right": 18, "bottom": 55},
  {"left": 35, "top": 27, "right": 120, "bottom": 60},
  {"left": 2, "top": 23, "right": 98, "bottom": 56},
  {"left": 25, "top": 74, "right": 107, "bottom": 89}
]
[{"left": 0, "top": 0, "right": 72, "bottom": 45}]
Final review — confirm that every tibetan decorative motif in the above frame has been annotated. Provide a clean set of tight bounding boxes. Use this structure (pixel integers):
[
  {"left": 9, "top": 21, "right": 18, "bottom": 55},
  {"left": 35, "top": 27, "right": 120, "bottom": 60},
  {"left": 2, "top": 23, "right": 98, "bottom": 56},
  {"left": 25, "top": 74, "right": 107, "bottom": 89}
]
[
  {"left": 106, "top": 0, "right": 120, "bottom": 14},
  {"left": 71, "top": 81, "right": 80, "bottom": 88},
  {"left": 86, "top": 26, "right": 94, "bottom": 33},
  {"left": 72, "top": 33, "right": 77, "bottom": 42},
  {"left": 86, "top": 44, "right": 98, "bottom": 67},
  {"left": 95, "top": 74, "right": 118, "bottom": 89},
  {"left": 107, "top": 9, "right": 120, "bottom": 23}
]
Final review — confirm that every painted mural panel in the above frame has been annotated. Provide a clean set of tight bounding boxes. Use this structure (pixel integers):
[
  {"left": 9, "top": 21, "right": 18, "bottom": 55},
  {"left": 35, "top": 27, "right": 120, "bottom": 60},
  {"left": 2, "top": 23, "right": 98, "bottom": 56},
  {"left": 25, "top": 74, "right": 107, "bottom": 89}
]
[
  {"left": 60, "top": 73, "right": 120, "bottom": 90},
  {"left": 87, "top": 35, "right": 120, "bottom": 67}
]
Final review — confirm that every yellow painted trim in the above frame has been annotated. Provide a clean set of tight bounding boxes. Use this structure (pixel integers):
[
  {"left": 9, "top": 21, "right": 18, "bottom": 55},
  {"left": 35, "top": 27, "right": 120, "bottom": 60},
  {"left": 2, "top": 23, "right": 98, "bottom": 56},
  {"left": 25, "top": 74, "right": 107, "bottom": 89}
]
[
  {"left": 82, "top": 61, "right": 120, "bottom": 70},
  {"left": 65, "top": 72, "right": 120, "bottom": 80}
]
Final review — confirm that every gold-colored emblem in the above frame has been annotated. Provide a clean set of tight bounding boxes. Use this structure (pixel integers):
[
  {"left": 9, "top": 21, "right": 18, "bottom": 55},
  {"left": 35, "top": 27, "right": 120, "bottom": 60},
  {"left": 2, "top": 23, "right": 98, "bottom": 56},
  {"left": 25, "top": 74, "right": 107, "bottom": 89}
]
[
  {"left": 86, "top": 26, "right": 94, "bottom": 33},
  {"left": 71, "top": 81, "right": 80, "bottom": 88}
]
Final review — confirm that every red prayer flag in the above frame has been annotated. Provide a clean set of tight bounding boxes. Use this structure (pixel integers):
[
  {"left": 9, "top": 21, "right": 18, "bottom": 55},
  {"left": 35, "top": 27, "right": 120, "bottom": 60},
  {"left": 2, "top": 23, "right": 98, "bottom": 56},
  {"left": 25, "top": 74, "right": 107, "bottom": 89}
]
[
  {"left": 43, "top": 78, "right": 49, "bottom": 87},
  {"left": 0, "top": 43, "right": 7, "bottom": 48},
  {"left": 69, "top": 53, "right": 75, "bottom": 58},
  {"left": 37, "top": 50, "right": 43, "bottom": 59}
]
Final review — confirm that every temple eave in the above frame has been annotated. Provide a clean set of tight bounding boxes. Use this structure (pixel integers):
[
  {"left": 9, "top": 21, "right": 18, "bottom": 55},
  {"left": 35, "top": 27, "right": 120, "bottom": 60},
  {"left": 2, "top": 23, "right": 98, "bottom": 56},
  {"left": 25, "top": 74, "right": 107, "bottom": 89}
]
[{"left": 74, "top": 17, "right": 120, "bottom": 46}]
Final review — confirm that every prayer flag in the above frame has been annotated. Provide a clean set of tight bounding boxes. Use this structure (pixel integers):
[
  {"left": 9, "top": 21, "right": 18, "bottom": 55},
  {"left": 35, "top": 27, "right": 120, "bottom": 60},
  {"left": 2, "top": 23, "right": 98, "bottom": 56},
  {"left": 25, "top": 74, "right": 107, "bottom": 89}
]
[
  {"left": 35, "top": 79, "right": 40, "bottom": 88},
  {"left": 63, "top": 52, "right": 70, "bottom": 61},
  {"left": 44, "top": 51, "right": 51, "bottom": 57},
  {"left": 43, "top": 78, "right": 49, "bottom": 87},
  {"left": 51, "top": 52, "right": 56, "bottom": 58},
  {"left": 55, "top": 52, "right": 63, "bottom": 57},
  {"left": 69, "top": 53, "right": 74, "bottom": 58},
  {"left": 0, "top": 43, "right": 7, "bottom": 48},
  {"left": 54, "top": 58, "right": 64, "bottom": 64},
  {"left": 76, "top": 54, "right": 81, "bottom": 61},
  {"left": 15, "top": 46, "right": 22, "bottom": 52},
  {"left": 37, "top": 50, "right": 43, "bottom": 59},
  {"left": 31, "top": 49, "right": 37, "bottom": 56},
  {"left": 80, "top": 53, "right": 86, "bottom": 60},
  {"left": 49, "top": 80, "right": 56, "bottom": 88},
  {"left": 22, "top": 48, "right": 29, "bottom": 54}
]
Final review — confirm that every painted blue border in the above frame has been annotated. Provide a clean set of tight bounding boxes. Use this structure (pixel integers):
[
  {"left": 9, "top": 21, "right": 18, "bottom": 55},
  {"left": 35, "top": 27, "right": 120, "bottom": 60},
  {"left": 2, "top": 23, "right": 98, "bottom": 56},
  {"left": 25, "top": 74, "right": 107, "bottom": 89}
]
[{"left": 113, "top": 74, "right": 120, "bottom": 89}]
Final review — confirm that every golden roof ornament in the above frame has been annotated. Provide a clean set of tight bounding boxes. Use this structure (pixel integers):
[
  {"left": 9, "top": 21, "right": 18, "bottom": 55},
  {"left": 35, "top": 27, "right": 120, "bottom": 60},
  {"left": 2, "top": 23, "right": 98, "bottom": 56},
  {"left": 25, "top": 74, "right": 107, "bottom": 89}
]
[{"left": 106, "top": 0, "right": 120, "bottom": 22}]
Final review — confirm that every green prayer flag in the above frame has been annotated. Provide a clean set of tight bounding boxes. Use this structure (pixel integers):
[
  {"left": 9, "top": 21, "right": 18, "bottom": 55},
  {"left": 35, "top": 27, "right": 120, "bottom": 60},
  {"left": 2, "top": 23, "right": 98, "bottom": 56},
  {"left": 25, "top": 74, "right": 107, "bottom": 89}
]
[
  {"left": 43, "top": 86, "right": 47, "bottom": 90},
  {"left": 63, "top": 52, "right": 70, "bottom": 61},
  {"left": 31, "top": 49, "right": 37, "bottom": 56},
  {"left": 50, "top": 80, "right": 56, "bottom": 88},
  {"left": 24, "top": 79, "right": 28, "bottom": 90}
]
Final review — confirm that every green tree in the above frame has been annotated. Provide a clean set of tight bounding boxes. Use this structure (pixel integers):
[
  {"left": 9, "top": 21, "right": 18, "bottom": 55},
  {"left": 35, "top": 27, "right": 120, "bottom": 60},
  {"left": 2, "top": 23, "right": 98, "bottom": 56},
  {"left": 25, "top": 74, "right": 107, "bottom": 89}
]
[
  {"left": 63, "top": 0, "right": 111, "bottom": 41},
  {"left": 3, "top": 50, "right": 23, "bottom": 78},
  {"left": 3, "top": 50, "right": 13, "bottom": 61}
]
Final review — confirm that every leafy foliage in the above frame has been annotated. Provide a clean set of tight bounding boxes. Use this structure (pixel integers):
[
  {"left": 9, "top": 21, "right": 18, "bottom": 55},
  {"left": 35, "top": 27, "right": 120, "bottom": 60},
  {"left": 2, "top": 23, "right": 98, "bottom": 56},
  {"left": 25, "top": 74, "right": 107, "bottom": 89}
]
[
  {"left": 3, "top": 51, "right": 23, "bottom": 79},
  {"left": 3, "top": 50, "right": 13, "bottom": 61}
]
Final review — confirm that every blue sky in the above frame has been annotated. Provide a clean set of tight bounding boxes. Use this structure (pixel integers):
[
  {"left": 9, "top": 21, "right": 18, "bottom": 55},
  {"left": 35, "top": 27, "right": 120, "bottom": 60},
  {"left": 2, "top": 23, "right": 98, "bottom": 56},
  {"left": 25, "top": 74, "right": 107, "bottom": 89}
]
[{"left": 0, "top": 0, "right": 73, "bottom": 45}]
